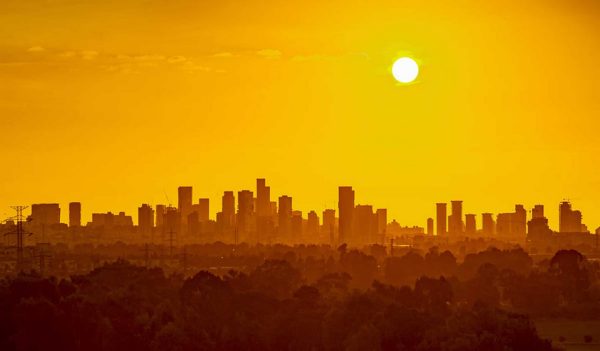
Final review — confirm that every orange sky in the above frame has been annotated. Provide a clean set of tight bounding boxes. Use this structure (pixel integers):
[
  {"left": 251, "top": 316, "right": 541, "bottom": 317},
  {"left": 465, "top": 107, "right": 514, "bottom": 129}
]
[{"left": 1, "top": 0, "right": 599, "bottom": 230}]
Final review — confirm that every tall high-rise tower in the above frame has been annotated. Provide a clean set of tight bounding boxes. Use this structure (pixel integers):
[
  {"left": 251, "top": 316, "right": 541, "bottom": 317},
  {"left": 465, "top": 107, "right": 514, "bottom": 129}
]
[
  {"left": 138, "top": 204, "right": 154, "bottom": 236},
  {"left": 178, "top": 186, "right": 193, "bottom": 231},
  {"left": 338, "top": 186, "right": 355, "bottom": 244},
  {"left": 465, "top": 214, "right": 476, "bottom": 235},
  {"left": 69, "top": 202, "right": 81, "bottom": 227},
  {"left": 278, "top": 195, "right": 292, "bottom": 242},
  {"left": 436, "top": 203, "right": 447, "bottom": 236},
  {"left": 482, "top": 213, "right": 495, "bottom": 236},
  {"left": 449, "top": 201, "right": 463, "bottom": 235},
  {"left": 426, "top": 217, "right": 434, "bottom": 235}
]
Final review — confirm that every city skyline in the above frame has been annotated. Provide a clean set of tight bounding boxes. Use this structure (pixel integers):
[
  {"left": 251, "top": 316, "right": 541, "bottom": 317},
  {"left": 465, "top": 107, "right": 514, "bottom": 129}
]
[
  {"left": 1, "top": 0, "right": 599, "bottom": 232},
  {"left": 1, "top": 1, "right": 598, "bottom": 349},
  {"left": 9, "top": 177, "right": 598, "bottom": 238}
]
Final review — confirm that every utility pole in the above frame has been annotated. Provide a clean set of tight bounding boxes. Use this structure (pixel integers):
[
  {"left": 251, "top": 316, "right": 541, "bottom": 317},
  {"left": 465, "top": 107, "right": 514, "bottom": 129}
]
[{"left": 3, "top": 206, "right": 33, "bottom": 272}]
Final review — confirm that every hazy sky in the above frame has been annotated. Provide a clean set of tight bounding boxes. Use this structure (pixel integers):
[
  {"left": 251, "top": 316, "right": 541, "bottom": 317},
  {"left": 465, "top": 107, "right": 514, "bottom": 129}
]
[{"left": 1, "top": 0, "right": 599, "bottom": 229}]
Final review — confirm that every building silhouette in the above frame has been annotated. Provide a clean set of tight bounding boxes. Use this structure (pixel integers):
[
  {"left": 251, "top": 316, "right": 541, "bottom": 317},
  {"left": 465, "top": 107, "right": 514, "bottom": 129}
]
[
  {"left": 482, "top": 213, "right": 495, "bottom": 237},
  {"left": 497, "top": 205, "right": 527, "bottom": 239},
  {"left": 138, "top": 204, "right": 154, "bottom": 237},
  {"left": 91, "top": 211, "right": 133, "bottom": 228},
  {"left": 436, "top": 203, "right": 447, "bottom": 236},
  {"left": 155, "top": 204, "right": 166, "bottom": 228},
  {"left": 322, "top": 209, "right": 336, "bottom": 244},
  {"left": 307, "top": 210, "right": 320, "bottom": 240},
  {"left": 278, "top": 195, "right": 292, "bottom": 242},
  {"left": 338, "top": 186, "right": 355, "bottom": 244},
  {"left": 532, "top": 204, "right": 544, "bottom": 219},
  {"left": 197, "top": 198, "right": 209, "bottom": 222},
  {"left": 218, "top": 191, "right": 235, "bottom": 236},
  {"left": 178, "top": 186, "right": 193, "bottom": 233},
  {"left": 237, "top": 190, "right": 254, "bottom": 241},
  {"left": 375, "top": 208, "right": 387, "bottom": 244},
  {"left": 559, "top": 201, "right": 586, "bottom": 233},
  {"left": 465, "top": 214, "right": 476, "bottom": 235},
  {"left": 31, "top": 204, "right": 61, "bottom": 226},
  {"left": 291, "top": 210, "right": 303, "bottom": 242},
  {"left": 69, "top": 202, "right": 81, "bottom": 227},
  {"left": 426, "top": 217, "right": 434, "bottom": 235},
  {"left": 353, "top": 204, "right": 373, "bottom": 246},
  {"left": 449, "top": 200, "right": 463, "bottom": 235},
  {"left": 527, "top": 204, "right": 552, "bottom": 241}
]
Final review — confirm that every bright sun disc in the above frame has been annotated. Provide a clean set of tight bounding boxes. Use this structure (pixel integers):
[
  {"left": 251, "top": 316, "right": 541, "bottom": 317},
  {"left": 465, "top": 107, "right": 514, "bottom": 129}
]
[{"left": 392, "top": 57, "right": 419, "bottom": 83}]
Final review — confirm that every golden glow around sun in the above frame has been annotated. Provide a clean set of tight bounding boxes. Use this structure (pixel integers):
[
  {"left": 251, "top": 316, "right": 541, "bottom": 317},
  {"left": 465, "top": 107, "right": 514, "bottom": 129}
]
[{"left": 392, "top": 57, "right": 419, "bottom": 83}]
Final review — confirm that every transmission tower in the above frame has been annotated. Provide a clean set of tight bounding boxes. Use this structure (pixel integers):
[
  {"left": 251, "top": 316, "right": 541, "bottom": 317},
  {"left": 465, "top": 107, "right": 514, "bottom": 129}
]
[
  {"left": 3, "top": 206, "right": 33, "bottom": 272},
  {"left": 165, "top": 227, "right": 177, "bottom": 258},
  {"left": 32, "top": 243, "right": 52, "bottom": 276}
]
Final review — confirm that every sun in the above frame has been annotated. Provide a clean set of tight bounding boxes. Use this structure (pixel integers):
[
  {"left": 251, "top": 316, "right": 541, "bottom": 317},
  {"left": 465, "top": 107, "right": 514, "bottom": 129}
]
[{"left": 392, "top": 57, "right": 419, "bottom": 83}]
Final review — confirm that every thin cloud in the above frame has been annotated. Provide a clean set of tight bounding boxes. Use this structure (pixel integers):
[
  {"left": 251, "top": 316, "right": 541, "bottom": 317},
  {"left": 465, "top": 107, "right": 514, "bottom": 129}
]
[
  {"left": 27, "top": 46, "right": 45, "bottom": 52},
  {"left": 167, "top": 56, "right": 187, "bottom": 63},
  {"left": 291, "top": 52, "right": 370, "bottom": 62},
  {"left": 256, "top": 49, "right": 282, "bottom": 59},
  {"left": 80, "top": 50, "right": 99, "bottom": 60},
  {"left": 59, "top": 51, "right": 77, "bottom": 58},
  {"left": 213, "top": 52, "right": 234, "bottom": 58}
]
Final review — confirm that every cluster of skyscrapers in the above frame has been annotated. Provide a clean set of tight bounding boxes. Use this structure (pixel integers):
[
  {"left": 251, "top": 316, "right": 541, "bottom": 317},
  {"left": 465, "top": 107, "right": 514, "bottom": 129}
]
[
  {"left": 9, "top": 180, "right": 599, "bottom": 247},
  {"left": 431, "top": 200, "right": 594, "bottom": 245}
]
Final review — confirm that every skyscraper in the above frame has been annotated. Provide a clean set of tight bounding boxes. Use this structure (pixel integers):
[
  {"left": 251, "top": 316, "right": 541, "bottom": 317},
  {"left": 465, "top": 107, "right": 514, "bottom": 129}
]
[
  {"left": 322, "top": 209, "right": 336, "bottom": 243},
  {"left": 69, "top": 202, "right": 81, "bottom": 227},
  {"left": 528, "top": 207, "right": 552, "bottom": 241},
  {"left": 278, "top": 195, "right": 292, "bottom": 242},
  {"left": 375, "top": 208, "right": 387, "bottom": 243},
  {"left": 307, "top": 211, "right": 319, "bottom": 240},
  {"left": 482, "top": 213, "right": 495, "bottom": 237},
  {"left": 465, "top": 214, "right": 476, "bottom": 235},
  {"left": 496, "top": 213, "right": 512, "bottom": 237},
  {"left": 163, "top": 206, "right": 180, "bottom": 241},
  {"left": 513, "top": 204, "right": 527, "bottom": 237},
  {"left": 155, "top": 204, "right": 166, "bottom": 228},
  {"left": 338, "top": 186, "right": 355, "bottom": 244},
  {"left": 559, "top": 201, "right": 586, "bottom": 233},
  {"left": 256, "top": 179, "right": 272, "bottom": 241},
  {"left": 532, "top": 205, "right": 544, "bottom": 219},
  {"left": 221, "top": 191, "right": 235, "bottom": 228},
  {"left": 449, "top": 201, "right": 463, "bottom": 235},
  {"left": 138, "top": 204, "right": 154, "bottom": 236},
  {"left": 426, "top": 217, "right": 434, "bottom": 235},
  {"left": 198, "top": 198, "right": 209, "bottom": 222},
  {"left": 178, "top": 186, "right": 193, "bottom": 231},
  {"left": 31, "top": 204, "right": 61, "bottom": 226},
  {"left": 353, "top": 204, "right": 374, "bottom": 245},
  {"left": 256, "top": 178, "right": 270, "bottom": 217},
  {"left": 436, "top": 203, "right": 447, "bottom": 236},
  {"left": 237, "top": 190, "right": 254, "bottom": 238}
]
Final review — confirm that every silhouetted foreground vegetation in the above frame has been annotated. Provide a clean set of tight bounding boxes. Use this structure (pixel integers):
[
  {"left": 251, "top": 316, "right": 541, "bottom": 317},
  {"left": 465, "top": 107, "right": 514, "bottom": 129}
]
[{"left": 1, "top": 247, "right": 599, "bottom": 350}]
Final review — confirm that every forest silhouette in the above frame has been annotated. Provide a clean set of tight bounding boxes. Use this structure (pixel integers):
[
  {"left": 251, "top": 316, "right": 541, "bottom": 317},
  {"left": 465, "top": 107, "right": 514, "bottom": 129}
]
[{"left": 1, "top": 246, "right": 598, "bottom": 351}]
